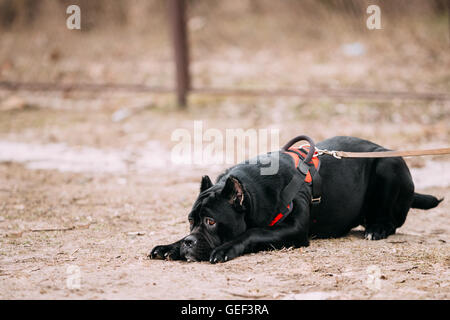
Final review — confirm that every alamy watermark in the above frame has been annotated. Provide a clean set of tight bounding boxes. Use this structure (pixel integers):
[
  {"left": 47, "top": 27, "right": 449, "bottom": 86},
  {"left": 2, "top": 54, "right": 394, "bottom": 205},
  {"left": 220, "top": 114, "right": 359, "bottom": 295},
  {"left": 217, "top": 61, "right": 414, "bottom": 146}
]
[
  {"left": 65, "top": 4, "right": 381, "bottom": 31},
  {"left": 171, "top": 121, "right": 280, "bottom": 175},
  {"left": 66, "top": 265, "right": 81, "bottom": 290},
  {"left": 365, "top": 265, "right": 382, "bottom": 291},
  {"left": 66, "top": 5, "right": 81, "bottom": 30},
  {"left": 366, "top": 5, "right": 382, "bottom": 30}
]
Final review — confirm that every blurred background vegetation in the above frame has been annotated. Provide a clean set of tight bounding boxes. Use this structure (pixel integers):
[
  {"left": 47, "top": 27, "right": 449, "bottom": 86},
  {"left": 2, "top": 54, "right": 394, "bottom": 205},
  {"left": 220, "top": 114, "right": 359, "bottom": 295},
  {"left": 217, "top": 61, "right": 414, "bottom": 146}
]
[
  {"left": 0, "top": 0, "right": 448, "bottom": 31},
  {"left": 1, "top": 0, "right": 449, "bottom": 92}
]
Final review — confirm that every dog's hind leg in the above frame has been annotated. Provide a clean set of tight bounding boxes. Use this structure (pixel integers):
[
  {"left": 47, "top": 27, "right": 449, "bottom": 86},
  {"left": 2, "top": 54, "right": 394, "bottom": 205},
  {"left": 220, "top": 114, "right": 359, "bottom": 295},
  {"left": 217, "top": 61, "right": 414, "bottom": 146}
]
[{"left": 364, "top": 158, "right": 414, "bottom": 240}]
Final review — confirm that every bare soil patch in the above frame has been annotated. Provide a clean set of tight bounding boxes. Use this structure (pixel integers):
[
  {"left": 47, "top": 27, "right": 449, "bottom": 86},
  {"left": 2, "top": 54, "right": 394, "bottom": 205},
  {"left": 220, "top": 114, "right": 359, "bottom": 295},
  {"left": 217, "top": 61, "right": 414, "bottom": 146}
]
[{"left": 0, "top": 103, "right": 448, "bottom": 299}]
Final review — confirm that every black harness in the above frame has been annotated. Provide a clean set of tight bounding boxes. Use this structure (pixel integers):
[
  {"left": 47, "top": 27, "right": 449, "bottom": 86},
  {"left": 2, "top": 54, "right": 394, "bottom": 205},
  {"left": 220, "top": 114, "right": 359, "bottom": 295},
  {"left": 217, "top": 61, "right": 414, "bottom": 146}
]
[{"left": 268, "top": 135, "right": 322, "bottom": 226}]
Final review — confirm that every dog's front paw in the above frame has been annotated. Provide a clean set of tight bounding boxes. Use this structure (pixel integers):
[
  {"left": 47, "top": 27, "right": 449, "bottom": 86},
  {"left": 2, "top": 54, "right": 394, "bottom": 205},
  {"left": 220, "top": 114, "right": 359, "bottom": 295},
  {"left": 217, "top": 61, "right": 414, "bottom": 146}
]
[
  {"left": 209, "top": 242, "right": 242, "bottom": 264},
  {"left": 149, "top": 244, "right": 181, "bottom": 260}
]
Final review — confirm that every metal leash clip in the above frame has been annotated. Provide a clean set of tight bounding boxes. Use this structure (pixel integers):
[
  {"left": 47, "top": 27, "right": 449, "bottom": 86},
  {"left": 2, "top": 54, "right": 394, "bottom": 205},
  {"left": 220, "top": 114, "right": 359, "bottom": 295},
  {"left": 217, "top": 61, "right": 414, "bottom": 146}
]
[{"left": 316, "top": 148, "right": 342, "bottom": 159}]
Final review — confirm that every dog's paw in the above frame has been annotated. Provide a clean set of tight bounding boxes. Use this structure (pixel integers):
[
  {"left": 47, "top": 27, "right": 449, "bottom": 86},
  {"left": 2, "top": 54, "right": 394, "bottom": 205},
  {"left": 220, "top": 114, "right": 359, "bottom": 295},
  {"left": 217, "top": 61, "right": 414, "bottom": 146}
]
[
  {"left": 149, "top": 244, "right": 180, "bottom": 260},
  {"left": 209, "top": 242, "right": 242, "bottom": 264},
  {"left": 364, "top": 224, "right": 394, "bottom": 240}
]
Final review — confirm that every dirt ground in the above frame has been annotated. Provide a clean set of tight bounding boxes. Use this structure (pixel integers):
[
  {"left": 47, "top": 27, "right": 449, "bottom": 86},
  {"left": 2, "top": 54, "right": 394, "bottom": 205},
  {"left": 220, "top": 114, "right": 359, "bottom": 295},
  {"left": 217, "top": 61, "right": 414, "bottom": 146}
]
[{"left": 0, "top": 99, "right": 448, "bottom": 300}]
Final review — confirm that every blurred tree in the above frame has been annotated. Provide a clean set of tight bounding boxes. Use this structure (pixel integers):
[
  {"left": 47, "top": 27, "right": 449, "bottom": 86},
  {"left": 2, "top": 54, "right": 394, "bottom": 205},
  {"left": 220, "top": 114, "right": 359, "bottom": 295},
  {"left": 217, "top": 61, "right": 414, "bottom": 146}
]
[{"left": 0, "top": 0, "right": 38, "bottom": 28}]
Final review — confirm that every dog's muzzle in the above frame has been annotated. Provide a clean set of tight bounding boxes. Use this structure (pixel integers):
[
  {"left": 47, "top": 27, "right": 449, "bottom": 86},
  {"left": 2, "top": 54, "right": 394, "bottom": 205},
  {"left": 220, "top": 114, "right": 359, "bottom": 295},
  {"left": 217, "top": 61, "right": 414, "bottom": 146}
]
[{"left": 180, "top": 233, "right": 214, "bottom": 262}]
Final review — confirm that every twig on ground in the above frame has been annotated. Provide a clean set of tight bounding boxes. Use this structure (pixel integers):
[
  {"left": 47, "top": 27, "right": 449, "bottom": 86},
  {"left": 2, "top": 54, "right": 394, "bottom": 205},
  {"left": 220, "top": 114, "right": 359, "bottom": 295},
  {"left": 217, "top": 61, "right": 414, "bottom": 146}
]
[
  {"left": 5, "top": 223, "right": 94, "bottom": 237},
  {"left": 221, "top": 290, "right": 267, "bottom": 299}
]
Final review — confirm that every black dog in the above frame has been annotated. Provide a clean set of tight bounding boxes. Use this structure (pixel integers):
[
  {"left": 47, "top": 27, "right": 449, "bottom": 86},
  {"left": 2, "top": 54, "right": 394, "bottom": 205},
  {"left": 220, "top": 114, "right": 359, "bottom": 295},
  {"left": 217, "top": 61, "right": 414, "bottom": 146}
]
[{"left": 150, "top": 136, "right": 442, "bottom": 263}]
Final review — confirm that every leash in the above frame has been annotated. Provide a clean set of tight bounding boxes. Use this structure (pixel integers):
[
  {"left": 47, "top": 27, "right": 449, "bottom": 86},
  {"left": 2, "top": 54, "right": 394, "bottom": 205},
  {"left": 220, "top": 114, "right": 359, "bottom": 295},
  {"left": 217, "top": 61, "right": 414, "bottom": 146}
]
[
  {"left": 283, "top": 135, "right": 450, "bottom": 160},
  {"left": 316, "top": 147, "right": 450, "bottom": 159}
]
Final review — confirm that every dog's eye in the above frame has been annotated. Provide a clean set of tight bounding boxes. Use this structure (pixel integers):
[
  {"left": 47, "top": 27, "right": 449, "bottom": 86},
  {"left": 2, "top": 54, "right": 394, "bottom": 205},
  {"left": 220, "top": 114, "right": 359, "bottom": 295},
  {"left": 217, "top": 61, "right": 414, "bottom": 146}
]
[
  {"left": 188, "top": 218, "right": 194, "bottom": 225},
  {"left": 204, "top": 217, "right": 216, "bottom": 226}
]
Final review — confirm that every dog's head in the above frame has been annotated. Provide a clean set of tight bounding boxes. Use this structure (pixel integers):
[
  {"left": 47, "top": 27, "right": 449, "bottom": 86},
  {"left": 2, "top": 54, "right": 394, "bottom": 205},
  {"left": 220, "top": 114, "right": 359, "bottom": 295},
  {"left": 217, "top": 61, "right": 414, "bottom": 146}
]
[{"left": 180, "top": 175, "right": 247, "bottom": 262}]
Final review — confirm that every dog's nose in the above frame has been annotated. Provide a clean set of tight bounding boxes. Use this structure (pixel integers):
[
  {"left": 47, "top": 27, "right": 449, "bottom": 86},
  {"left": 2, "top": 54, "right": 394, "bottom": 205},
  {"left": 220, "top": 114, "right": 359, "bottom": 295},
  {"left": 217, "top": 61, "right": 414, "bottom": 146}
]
[{"left": 183, "top": 235, "right": 197, "bottom": 248}]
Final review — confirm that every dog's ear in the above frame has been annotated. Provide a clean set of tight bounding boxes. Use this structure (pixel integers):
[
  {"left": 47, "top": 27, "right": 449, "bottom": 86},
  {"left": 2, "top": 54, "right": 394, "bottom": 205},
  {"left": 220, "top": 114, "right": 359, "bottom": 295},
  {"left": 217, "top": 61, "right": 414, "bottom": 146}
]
[
  {"left": 200, "top": 175, "right": 213, "bottom": 192},
  {"left": 222, "top": 176, "right": 244, "bottom": 207}
]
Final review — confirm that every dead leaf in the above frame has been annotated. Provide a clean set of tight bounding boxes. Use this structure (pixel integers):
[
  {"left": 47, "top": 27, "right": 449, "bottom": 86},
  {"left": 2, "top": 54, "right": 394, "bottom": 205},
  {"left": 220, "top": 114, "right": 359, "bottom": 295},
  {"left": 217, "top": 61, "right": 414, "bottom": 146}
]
[{"left": 6, "top": 231, "right": 23, "bottom": 238}]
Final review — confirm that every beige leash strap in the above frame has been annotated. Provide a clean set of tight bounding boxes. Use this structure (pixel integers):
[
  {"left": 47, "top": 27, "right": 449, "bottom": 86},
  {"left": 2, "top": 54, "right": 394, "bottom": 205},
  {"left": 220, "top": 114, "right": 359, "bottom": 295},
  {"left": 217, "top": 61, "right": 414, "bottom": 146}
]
[{"left": 317, "top": 148, "right": 450, "bottom": 159}]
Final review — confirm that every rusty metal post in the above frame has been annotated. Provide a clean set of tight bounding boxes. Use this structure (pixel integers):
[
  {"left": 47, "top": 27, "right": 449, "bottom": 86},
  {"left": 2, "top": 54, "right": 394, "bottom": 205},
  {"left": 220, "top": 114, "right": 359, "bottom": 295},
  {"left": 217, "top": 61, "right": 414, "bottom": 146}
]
[
  {"left": 448, "top": 0, "right": 450, "bottom": 46},
  {"left": 168, "top": 0, "right": 190, "bottom": 107}
]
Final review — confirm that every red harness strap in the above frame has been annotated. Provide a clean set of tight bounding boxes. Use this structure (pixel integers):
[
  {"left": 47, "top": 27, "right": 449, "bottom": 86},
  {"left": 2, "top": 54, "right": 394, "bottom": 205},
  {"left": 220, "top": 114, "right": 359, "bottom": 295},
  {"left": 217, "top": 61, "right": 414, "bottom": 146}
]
[
  {"left": 268, "top": 203, "right": 292, "bottom": 227},
  {"left": 268, "top": 145, "right": 321, "bottom": 227},
  {"left": 284, "top": 145, "right": 320, "bottom": 182}
]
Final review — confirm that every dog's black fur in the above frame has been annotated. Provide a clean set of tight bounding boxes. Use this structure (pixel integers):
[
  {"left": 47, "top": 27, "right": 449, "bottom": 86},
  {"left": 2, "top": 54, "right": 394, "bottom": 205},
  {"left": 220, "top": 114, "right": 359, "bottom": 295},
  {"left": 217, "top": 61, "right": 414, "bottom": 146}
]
[{"left": 150, "top": 136, "right": 442, "bottom": 263}]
